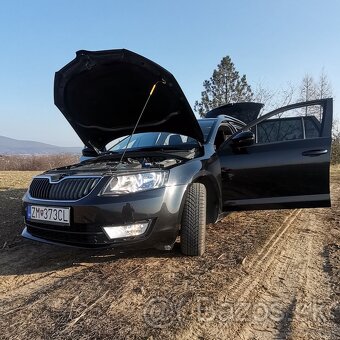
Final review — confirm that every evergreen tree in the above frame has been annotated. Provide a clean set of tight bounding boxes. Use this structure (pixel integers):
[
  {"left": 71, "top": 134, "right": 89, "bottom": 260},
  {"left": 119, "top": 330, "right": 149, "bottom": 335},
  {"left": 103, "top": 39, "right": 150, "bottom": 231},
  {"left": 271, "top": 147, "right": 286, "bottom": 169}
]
[{"left": 194, "top": 56, "right": 253, "bottom": 117}]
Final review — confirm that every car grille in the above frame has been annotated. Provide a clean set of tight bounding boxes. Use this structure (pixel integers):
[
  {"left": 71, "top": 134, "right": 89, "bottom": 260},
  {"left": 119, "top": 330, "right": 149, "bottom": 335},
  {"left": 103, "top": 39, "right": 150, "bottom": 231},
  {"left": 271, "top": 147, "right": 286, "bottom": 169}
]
[{"left": 29, "top": 177, "right": 101, "bottom": 200}]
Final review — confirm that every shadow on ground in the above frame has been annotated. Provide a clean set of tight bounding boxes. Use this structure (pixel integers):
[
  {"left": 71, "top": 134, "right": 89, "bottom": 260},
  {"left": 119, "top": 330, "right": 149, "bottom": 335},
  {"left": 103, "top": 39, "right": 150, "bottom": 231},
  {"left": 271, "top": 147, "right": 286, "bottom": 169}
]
[{"left": 0, "top": 188, "right": 183, "bottom": 277}]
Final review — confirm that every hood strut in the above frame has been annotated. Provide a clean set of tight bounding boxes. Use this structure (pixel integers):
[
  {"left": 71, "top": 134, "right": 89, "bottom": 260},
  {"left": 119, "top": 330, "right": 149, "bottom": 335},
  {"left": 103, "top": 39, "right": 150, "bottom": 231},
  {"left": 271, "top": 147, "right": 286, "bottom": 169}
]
[
  {"left": 116, "top": 79, "right": 166, "bottom": 169},
  {"left": 88, "top": 141, "right": 101, "bottom": 155}
]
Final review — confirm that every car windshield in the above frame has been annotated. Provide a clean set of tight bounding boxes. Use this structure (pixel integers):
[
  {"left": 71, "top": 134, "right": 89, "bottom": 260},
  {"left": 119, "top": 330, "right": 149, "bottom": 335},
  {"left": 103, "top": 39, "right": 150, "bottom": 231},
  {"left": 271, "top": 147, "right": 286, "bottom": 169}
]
[
  {"left": 107, "top": 120, "right": 215, "bottom": 152},
  {"left": 108, "top": 132, "right": 197, "bottom": 152}
]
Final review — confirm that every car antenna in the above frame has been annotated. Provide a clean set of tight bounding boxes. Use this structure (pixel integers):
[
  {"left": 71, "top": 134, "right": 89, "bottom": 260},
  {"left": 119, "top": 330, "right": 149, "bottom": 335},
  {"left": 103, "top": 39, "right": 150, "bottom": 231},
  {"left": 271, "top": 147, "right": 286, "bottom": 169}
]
[{"left": 115, "top": 79, "right": 166, "bottom": 169}]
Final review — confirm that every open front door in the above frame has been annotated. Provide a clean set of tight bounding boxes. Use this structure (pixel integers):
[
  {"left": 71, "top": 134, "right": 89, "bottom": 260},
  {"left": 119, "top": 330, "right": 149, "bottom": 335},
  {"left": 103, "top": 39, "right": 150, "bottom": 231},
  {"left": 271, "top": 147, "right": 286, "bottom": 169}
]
[{"left": 218, "top": 98, "right": 333, "bottom": 210}]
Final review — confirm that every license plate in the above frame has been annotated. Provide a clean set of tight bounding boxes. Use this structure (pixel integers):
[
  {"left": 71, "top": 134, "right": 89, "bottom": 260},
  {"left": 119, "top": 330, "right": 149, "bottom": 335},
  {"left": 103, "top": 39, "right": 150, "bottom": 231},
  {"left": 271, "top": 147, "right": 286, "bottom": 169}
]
[{"left": 27, "top": 205, "right": 70, "bottom": 226}]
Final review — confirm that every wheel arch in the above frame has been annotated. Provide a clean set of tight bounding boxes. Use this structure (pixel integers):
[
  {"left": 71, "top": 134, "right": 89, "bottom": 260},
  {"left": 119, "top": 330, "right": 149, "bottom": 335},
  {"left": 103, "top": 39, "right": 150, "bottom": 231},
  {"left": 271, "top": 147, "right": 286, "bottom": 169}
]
[{"left": 193, "top": 175, "right": 221, "bottom": 224}]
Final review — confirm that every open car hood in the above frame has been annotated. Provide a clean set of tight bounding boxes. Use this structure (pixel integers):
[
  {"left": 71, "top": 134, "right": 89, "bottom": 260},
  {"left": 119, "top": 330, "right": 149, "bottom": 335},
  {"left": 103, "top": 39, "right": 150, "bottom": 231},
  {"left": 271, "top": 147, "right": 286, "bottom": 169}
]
[
  {"left": 205, "top": 102, "right": 264, "bottom": 124},
  {"left": 54, "top": 49, "right": 204, "bottom": 149}
]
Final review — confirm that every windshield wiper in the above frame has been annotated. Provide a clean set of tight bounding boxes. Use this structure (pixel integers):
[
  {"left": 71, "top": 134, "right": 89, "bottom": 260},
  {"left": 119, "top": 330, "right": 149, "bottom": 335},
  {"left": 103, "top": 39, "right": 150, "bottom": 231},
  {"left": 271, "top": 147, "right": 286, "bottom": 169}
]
[
  {"left": 119, "top": 149, "right": 190, "bottom": 161},
  {"left": 131, "top": 145, "right": 199, "bottom": 152},
  {"left": 79, "top": 151, "right": 121, "bottom": 165},
  {"left": 97, "top": 150, "right": 120, "bottom": 156}
]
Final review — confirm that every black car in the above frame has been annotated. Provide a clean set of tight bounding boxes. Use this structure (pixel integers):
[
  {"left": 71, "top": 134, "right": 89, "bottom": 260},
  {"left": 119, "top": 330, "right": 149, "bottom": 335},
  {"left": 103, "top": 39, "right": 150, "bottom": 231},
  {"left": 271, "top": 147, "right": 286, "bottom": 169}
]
[{"left": 22, "top": 49, "right": 333, "bottom": 256}]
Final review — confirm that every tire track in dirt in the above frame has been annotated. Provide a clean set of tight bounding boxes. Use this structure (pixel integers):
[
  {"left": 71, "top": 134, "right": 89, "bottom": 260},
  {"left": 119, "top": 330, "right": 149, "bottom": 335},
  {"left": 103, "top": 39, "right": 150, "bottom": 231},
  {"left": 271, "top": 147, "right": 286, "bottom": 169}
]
[
  {"left": 176, "top": 183, "right": 339, "bottom": 340},
  {"left": 228, "top": 209, "right": 302, "bottom": 298},
  {"left": 175, "top": 209, "right": 302, "bottom": 339}
]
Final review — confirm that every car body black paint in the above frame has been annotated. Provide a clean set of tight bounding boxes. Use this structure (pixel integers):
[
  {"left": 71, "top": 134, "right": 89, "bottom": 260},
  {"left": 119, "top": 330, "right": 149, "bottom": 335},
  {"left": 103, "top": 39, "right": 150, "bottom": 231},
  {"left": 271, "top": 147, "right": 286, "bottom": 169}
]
[
  {"left": 218, "top": 99, "right": 332, "bottom": 210},
  {"left": 54, "top": 49, "right": 204, "bottom": 149},
  {"left": 22, "top": 49, "right": 333, "bottom": 251},
  {"left": 206, "top": 102, "right": 264, "bottom": 124}
]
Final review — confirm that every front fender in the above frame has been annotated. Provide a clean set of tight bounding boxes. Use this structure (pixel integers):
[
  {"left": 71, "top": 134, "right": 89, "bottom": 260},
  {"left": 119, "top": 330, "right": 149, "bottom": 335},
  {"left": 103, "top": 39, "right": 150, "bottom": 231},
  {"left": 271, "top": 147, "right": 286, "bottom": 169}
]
[{"left": 166, "top": 154, "right": 222, "bottom": 225}]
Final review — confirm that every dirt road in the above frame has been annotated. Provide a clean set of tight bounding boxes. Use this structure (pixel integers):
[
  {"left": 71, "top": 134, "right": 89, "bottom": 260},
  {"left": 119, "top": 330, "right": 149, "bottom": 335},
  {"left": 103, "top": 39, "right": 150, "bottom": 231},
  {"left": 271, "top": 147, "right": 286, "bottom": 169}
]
[{"left": 0, "top": 170, "right": 339, "bottom": 339}]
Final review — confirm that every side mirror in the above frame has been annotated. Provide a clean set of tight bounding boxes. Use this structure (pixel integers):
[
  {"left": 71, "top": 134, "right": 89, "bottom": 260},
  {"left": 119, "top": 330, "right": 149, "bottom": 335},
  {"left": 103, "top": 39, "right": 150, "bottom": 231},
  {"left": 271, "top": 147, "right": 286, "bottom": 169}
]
[{"left": 231, "top": 131, "right": 255, "bottom": 148}]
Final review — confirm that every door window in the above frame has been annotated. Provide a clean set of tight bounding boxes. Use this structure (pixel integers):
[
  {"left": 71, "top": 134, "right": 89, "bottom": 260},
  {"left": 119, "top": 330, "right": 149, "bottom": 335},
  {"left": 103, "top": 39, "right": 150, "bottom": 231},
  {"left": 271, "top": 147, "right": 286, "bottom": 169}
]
[
  {"left": 254, "top": 105, "right": 322, "bottom": 144},
  {"left": 214, "top": 125, "right": 233, "bottom": 149}
]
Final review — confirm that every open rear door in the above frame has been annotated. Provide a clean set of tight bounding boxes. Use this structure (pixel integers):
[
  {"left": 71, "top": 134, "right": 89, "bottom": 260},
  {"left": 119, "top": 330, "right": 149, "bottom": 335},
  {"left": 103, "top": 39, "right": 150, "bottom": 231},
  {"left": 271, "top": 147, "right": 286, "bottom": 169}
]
[{"left": 218, "top": 98, "right": 333, "bottom": 210}]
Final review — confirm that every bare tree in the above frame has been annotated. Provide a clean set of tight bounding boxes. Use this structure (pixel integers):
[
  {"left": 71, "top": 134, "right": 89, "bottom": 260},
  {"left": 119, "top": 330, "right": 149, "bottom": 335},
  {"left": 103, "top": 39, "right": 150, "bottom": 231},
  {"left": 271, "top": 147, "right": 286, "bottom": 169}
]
[
  {"left": 253, "top": 81, "right": 296, "bottom": 116},
  {"left": 331, "top": 119, "right": 340, "bottom": 164},
  {"left": 315, "top": 69, "right": 333, "bottom": 120},
  {"left": 298, "top": 74, "right": 316, "bottom": 116},
  {"left": 253, "top": 82, "right": 275, "bottom": 112},
  {"left": 316, "top": 68, "right": 332, "bottom": 99},
  {"left": 278, "top": 82, "right": 296, "bottom": 107}
]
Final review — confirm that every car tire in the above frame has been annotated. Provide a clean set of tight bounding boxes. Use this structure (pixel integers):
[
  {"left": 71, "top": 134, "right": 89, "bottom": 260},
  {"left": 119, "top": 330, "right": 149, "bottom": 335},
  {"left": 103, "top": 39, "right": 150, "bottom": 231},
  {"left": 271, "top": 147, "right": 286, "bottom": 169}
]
[{"left": 180, "top": 183, "right": 207, "bottom": 256}]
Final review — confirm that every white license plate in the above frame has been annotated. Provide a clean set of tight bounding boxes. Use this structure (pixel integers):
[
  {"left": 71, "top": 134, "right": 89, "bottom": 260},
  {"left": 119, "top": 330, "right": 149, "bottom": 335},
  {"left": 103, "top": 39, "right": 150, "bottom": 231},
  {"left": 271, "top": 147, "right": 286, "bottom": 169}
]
[{"left": 27, "top": 205, "right": 70, "bottom": 226}]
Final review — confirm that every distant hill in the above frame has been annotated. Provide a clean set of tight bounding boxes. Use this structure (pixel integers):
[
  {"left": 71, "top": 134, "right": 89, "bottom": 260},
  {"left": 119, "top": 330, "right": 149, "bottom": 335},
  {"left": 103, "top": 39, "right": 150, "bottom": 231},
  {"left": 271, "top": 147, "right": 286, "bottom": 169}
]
[{"left": 0, "top": 135, "right": 81, "bottom": 155}]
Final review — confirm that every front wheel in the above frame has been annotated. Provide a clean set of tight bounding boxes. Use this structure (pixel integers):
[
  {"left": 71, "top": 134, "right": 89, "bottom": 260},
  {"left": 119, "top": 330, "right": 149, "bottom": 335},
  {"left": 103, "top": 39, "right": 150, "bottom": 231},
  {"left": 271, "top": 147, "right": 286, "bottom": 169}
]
[{"left": 180, "top": 183, "right": 207, "bottom": 256}]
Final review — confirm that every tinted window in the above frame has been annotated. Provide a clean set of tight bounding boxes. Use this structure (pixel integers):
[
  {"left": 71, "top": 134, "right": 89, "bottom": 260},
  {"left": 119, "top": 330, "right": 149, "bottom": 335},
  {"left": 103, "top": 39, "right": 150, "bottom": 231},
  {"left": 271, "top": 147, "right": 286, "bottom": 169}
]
[
  {"left": 254, "top": 104, "right": 323, "bottom": 144},
  {"left": 257, "top": 118, "right": 303, "bottom": 143},
  {"left": 304, "top": 117, "right": 320, "bottom": 138},
  {"left": 198, "top": 119, "right": 216, "bottom": 142}
]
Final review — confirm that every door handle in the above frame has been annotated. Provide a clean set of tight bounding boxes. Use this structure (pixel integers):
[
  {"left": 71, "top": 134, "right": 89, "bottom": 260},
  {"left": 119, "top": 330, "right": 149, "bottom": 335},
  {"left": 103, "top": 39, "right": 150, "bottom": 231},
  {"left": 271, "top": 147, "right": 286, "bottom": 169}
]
[{"left": 302, "top": 149, "right": 328, "bottom": 157}]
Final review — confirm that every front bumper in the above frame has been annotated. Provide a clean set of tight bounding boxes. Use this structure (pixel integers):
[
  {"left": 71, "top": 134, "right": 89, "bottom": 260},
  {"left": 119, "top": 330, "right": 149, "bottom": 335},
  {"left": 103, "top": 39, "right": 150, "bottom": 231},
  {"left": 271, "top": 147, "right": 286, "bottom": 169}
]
[{"left": 22, "top": 184, "right": 187, "bottom": 250}]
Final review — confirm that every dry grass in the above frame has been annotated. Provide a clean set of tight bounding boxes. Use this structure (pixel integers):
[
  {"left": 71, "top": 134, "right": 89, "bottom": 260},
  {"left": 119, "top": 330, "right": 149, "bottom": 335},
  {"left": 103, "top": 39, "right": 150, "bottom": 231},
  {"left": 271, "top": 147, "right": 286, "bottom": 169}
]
[
  {"left": 0, "top": 171, "right": 40, "bottom": 247},
  {"left": 331, "top": 164, "right": 340, "bottom": 173},
  {"left": 0, "top": 171, "right": 40, "bottom": 188},
  {"left": 0, "top": 154, "right": 79, "bottom": 171}
]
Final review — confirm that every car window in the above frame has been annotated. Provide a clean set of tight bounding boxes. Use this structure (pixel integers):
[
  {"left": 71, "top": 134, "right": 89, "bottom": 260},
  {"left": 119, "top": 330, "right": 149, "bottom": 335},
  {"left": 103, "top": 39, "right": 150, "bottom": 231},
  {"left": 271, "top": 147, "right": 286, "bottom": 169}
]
[
  {"left": 214, "top": 124, "right": 233, "bottom": 149},
  {"left": 109, "top": 133, "right": 160, "bottom": 150},
  {"left": 304, "top": 116, "right": 320, "bottom": 138},
  {"left": 198, "top": 119, "right": 216, "bottom": 142},
  {"left": 108, "top": 132, "right": 198, "bottom": 151},
  {"left": 257, "top": 118, "right": 303, "bottom": 143},
  {"left": 254, "top": 105, "right": 322, "bottom": 144},
  {"left": 106, "top": 119, "right": 215, "bottom": 151}
]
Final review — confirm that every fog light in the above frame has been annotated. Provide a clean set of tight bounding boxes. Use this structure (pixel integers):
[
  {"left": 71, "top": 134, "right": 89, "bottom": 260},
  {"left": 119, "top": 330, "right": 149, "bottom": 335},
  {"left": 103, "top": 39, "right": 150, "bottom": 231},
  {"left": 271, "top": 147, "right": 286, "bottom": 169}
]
[{"left": 103, "top": 222, "right": 148, "bottom": 239}]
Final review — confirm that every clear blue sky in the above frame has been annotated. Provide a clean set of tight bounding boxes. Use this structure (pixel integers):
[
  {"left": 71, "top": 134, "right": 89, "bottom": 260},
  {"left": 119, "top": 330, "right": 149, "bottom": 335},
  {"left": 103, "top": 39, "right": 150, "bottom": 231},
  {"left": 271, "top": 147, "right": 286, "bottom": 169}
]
[{"left": 0, "top": 0, "right": 339, "bottom": 146}]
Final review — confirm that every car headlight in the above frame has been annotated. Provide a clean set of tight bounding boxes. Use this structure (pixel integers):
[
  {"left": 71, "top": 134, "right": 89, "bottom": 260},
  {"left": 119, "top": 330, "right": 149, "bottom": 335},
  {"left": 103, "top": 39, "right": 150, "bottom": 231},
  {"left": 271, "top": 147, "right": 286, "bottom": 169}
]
[{"left": 100, "top": 171, "right": 168, "bottom": 195}]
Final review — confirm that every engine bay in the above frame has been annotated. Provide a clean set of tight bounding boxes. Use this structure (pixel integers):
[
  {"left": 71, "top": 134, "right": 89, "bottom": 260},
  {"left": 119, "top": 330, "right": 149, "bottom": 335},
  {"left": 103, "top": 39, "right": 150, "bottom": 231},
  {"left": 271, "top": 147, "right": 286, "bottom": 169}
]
[
  {"left": 70, "top": 156, "right": 180, "bottom": 171},
  {"left": 44, "top": 148, "right": 199, "bottom": 176}
]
